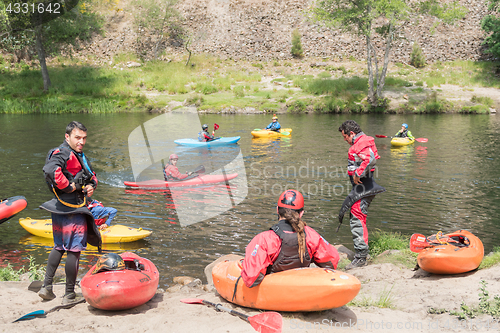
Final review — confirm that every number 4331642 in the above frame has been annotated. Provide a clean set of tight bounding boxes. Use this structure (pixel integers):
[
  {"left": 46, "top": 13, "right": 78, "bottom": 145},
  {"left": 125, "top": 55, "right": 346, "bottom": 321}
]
[{"left": 5, "top": 2, "right": 61, "bottom": 14}]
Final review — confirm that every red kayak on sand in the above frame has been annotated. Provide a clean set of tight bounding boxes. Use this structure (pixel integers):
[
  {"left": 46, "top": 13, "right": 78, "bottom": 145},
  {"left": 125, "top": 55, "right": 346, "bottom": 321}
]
[
  {"left": 124, "top": 173, "right": 238, "bottom": 188},
  {"left": 0, "top": 196, "right": 27, "bottom": 224},
  {"left": 80, "top": 252, "right": 159, "bottom": 310}
]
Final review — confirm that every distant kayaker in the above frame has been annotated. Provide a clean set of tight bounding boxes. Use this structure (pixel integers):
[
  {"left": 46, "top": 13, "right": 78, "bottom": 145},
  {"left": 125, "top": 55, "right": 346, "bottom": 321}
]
[
  {"left": 338, "top": 120, "right": 385, "bottom": 270},
  {"left": 199, "top": 124, "right": 217, "bottom": 142},
  {"left": 395, "top": 123, "right": 415, "bottom": 140},
  {"left": 241, "top": 189, "right": 339, "bottom": 288},
  {"left": 265, "top": 114, "right": 281, "bottom": 132},
  {"left": 163, "top": 154, "right": 193, "bottom": 181},
  {"left": 39, "top": 121, "right": 102, "bottom": 305},
  {"left": 88, "top": 199, "right": 118, "bottom": 230}
]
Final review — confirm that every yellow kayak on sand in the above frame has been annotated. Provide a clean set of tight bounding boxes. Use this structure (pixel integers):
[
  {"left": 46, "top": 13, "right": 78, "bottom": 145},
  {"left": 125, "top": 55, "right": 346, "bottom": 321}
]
[
  {"left": 251, "top": 128, "right": 292, "bottom": 138},
  {"left": 391, "top": 137, "right": 415, "bottom": 147},
  {"left": 19, "top": 217, "right": 152, "bottom": 243}
]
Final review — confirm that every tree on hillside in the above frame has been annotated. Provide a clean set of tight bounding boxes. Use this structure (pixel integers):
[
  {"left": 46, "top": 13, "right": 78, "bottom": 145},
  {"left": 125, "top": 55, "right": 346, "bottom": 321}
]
[
  {"left": 1, "top": 0, "right": 102, "bottom": 91},
  {"left": 312, "top": 0, "right": 467, "bottom": 109},
  {"left": 481, "top": 0, "right": 500, "bottom": 59},
  {"left": 132, "top": 0, "right": 184, "bottom": 60}
]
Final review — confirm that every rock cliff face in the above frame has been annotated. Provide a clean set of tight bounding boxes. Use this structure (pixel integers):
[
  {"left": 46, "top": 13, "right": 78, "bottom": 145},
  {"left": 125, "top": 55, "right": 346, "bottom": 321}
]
[
  {"left": 74, "top": 0, "right": 494, "bottom": 64},
  {"left": 174, "top": 0, "right": 492, "bottom": 62}
]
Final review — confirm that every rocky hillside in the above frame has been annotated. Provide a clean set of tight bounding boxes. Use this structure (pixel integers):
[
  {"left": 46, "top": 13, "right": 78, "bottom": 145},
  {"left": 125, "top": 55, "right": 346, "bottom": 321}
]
[{"left": 77, "top": 0, "right": 494, "bottom": 65}]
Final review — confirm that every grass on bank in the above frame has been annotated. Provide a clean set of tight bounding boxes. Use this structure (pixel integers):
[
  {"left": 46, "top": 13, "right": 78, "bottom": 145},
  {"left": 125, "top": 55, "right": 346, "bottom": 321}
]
[
  {"left": 428, "top": 280, "right": 500, "bottom": 320},
  {"left": 1, "top": 51, "right": 499, "bottom": 113},
  {"left": 0, "top": 256, "right": 45, "bottom": 281}
]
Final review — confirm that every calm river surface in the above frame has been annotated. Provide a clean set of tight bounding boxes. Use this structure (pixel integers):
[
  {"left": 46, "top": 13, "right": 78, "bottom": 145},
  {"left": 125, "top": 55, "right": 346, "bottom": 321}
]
[{"left": 1, "top": 113, "right": 499, "bottom": 287}]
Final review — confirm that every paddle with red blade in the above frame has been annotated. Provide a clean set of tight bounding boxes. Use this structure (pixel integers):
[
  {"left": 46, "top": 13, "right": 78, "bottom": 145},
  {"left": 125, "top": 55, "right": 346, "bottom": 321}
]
[
  {"left": 214, "top": 123, "right": 219, "bottom": 131},
  {"left": 410, "top": 233, "right": 430, "bottom": 253},
  {"left": 375, "top": 135, "right": 428, "bottom": 143},
  {"left": 180, "top": 298, "right": 282, "bottom": 333}
]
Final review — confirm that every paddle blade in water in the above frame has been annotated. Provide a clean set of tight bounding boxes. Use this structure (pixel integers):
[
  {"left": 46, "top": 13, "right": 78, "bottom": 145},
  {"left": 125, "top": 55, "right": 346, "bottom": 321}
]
[
  {"left": 415, "top": 138, "right": 428, "bottom": 143},
  {"left": 410, "top": 233, "right": 430, "bottom": 253},
  {"left": 248, "top": 312, "right": 283, "bottom": 333},
  {"left": 375, "top": 135, "right": 388, "bottom": 138}
]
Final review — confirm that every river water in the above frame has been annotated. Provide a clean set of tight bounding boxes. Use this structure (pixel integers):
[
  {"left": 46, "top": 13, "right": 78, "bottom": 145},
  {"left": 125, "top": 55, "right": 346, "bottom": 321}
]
[{"left": 0, "top": 112, "right": 499, "bottom": 287}]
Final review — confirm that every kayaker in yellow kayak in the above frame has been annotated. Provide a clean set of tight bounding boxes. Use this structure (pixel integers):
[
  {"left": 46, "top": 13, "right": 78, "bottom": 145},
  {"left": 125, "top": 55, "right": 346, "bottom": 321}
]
[
  {"left": 265, "top": 114, "right": 281, "bottom": 132},
  {"left": 395, "top": 123, "right": 415, "bottom": 140},
  {"left": 241, "top": 189, "right": 339, "bottom": 288}
]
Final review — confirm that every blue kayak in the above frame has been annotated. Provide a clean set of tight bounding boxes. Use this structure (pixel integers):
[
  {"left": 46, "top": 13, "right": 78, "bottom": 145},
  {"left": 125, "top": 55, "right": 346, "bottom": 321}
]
[{"left": 174, "top": 136, "right": 240, "bottom": 147}]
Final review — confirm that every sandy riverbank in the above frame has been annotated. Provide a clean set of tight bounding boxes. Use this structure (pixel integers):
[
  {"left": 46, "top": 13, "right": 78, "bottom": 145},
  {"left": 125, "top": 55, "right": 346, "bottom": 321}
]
[{"left": 2, "top": 260, "right": 500, "bottom": 333}]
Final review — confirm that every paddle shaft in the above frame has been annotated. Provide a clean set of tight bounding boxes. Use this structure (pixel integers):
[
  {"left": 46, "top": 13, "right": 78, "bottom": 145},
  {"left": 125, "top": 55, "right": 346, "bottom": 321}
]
[{"left": 202, "top": 300, "right": 249, "bottom": 321}]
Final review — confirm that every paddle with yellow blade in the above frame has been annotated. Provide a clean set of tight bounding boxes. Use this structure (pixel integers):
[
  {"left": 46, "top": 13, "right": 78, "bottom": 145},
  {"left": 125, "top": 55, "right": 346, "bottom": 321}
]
[
  {"left": 409, "top": 233, "right": 431, "bottom": 253},
  {"left": 180, "top": 298, "right": 282, "bottom": 333},
  {"left": 375, "top": 135, "right": 428, "bottom": 143}
]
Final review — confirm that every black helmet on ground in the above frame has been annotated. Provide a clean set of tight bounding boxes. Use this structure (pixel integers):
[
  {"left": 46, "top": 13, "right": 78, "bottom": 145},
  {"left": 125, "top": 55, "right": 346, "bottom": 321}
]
[{"left": 92, "top": 253, "right": 125, "bottom": 274}]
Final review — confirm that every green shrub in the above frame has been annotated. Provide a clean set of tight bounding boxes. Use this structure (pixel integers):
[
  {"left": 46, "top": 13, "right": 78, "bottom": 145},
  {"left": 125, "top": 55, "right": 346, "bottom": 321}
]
[
  {"left": 287, "top": 100, "right": 306, "bottom": 112},
  {"left": 410, "top": 42, "right": 426, "bottom": 68},
  {"left": 471, "top": 95, "right": 494, "bottom": 107},
  {"left": 251, "top": 63, "right": 263, "bottom": 70},
  {"left": 368, "top": 230, "right": 409, "bottom": 257},
  {"left": 318, "top": 71, "right": 332, "bottom": 79},
  {"left": 233, "top": 86, "right": 245, "bottom": 98},
  {"left": 291, "top": 28, "right": 304, "bottom": 58},
  {"left": 186, "top": 94, "right": 204, "bottom": 106}
]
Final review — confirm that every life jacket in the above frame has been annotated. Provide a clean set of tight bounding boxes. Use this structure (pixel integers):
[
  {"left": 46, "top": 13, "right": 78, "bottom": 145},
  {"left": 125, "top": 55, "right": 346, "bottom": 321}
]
[
  {"left": 267, "top": 220, "right": 311, "bottom": 274},
  {"left": 198, "top": 131, "right": 204, "bottom": 142},
  {"left": 163, "top": 164, "right": 180, "bottom": 181},
  {"left": 44, "top": 142, "right": 95, "bottom": 206},
  {"left": 396, "top": 129, "right": 409, "bottom": 138}
]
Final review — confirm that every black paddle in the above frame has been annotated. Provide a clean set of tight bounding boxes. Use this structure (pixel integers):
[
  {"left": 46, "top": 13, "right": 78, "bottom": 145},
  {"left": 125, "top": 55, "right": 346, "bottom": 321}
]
[
  {"left": 13, "top": 298, "right": 85, "bottom": 322},
  {"left": 180, "top": 298, "right": 282, "bottom": 333}
]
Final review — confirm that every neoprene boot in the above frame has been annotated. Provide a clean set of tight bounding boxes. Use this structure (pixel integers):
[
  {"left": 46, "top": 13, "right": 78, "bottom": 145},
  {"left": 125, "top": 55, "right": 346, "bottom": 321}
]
[{"left": 38, "top": 285, "right": 56, "bottom": 300}]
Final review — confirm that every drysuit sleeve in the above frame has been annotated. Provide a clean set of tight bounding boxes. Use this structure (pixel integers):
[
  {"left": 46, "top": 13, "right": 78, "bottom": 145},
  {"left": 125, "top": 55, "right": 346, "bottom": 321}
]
[
  {"left": 43, "top": 149, "right": 73, "bottom": 192},
  {"left": 305, "top": 226, "right": 339, "bottom": 269},
  {"left": 241, "top": 231, "right": 281, "bottom": 288}
]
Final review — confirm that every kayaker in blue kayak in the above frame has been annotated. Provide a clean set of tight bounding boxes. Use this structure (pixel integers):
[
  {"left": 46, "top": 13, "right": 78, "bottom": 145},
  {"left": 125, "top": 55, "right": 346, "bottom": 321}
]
[
  {"left": 88, "top": 199, "right": 118, "bottom": 230},
  {"left": 163, "top": 154, "right": 193, "bottom": 181},
  {"left": 199, "top": 124, "right": 218, "bottom": 142},
  {"left": 265, "top": 114, "right": 281, "bottom": 132},
  {"left": 241, "top": 189, "right": 339, "bottom": 288},
  {"left": 395, "top": 123, "right": 415, "bottom": 140}
]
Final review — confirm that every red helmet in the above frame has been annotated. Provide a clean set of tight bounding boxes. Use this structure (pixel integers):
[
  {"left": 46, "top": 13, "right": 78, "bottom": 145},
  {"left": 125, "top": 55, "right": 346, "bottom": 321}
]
[
  {"left": 277, "top": 189, "right": 304, "bottom": 210},
  {"left": 169, "top": 154, "right": 179, "bottom": 160}
]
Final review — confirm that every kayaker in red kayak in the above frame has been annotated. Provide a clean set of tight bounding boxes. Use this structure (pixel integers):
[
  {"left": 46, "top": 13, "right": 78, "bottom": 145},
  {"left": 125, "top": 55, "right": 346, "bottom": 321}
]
[
  {"left": 265, "top": 114, "right": 281, "bottom": 132},
  {"left": 163, "top": 154, "right": 193, "bottom": 181},
  {"left": 241, "top": 189, "right": 339, "bottom": 288},
  {"left": 39, "top": 121, "right": 102, "bottom": 305},
  {"left": 395, "top": 123, "right": 415, "bottom": 140},
  {"left": 88, "top": 199, "right": 118, "bottom": 230},
  {"left": 338, "top": 120, "right": 385, "bottom": 270}
]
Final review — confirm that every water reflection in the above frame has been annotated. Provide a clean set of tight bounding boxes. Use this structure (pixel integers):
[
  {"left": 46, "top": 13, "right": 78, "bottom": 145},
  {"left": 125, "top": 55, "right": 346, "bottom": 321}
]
[{"left": 0, "top": 113, "right": 499, "bottom": 287}]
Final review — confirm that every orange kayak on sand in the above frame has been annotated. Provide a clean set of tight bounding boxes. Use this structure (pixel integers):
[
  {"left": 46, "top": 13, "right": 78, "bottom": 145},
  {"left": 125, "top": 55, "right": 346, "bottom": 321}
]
[
  {"left": 417, "top": 230, "right": 484, "bottom": 274},
  {"left": 212, "top": 259, "right": 361, "bottom": 312}
]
